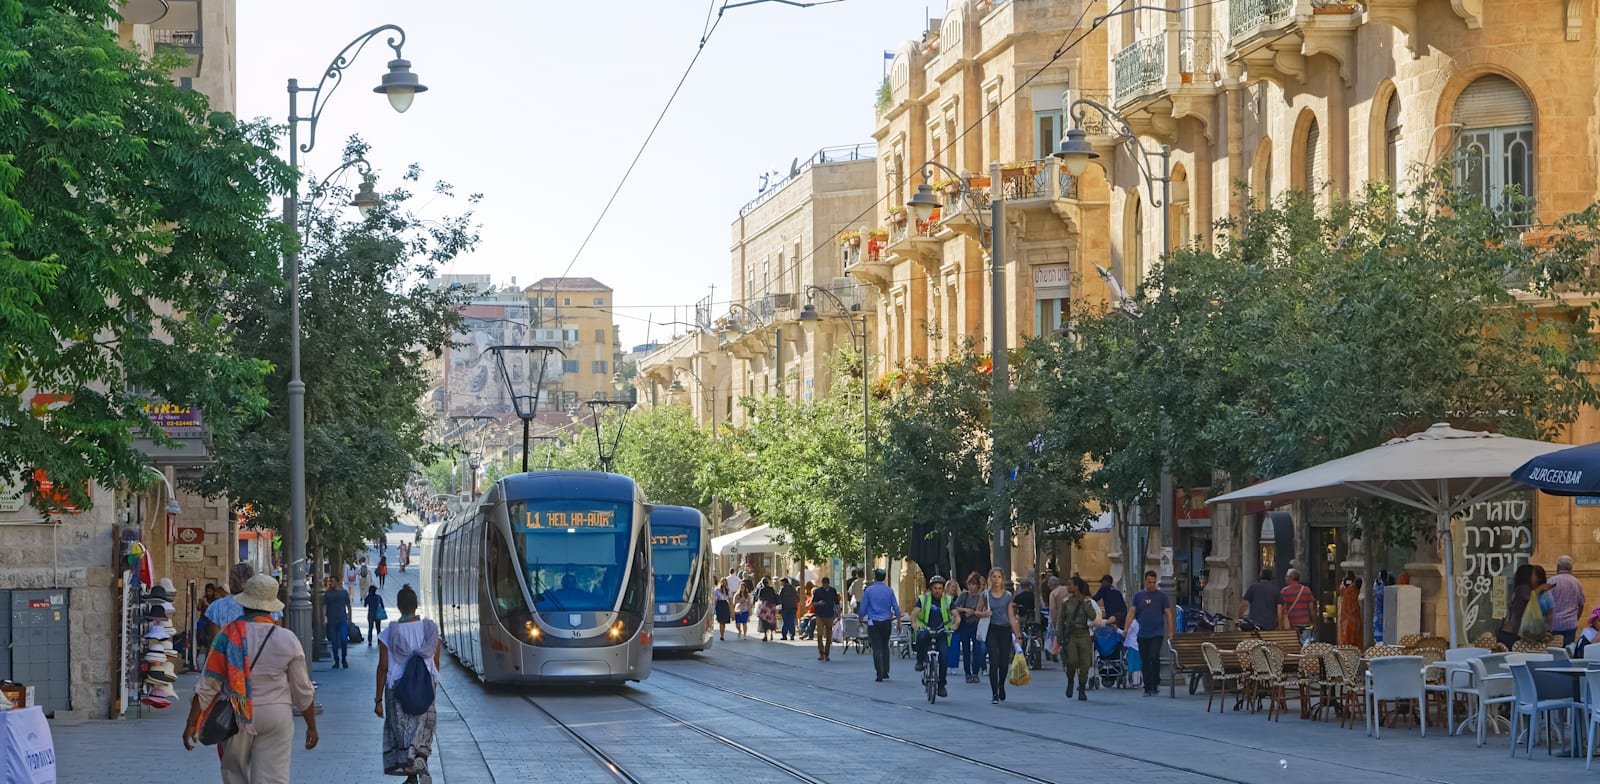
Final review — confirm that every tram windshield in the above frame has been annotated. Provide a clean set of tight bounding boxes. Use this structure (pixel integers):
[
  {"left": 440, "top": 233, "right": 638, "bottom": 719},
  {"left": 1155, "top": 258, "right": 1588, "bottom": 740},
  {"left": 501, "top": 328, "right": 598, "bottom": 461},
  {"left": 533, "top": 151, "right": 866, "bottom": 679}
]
[
  {"left": 509, "top": 499, "right": 633, "bottom": 613},
  {"left": 652, "top": 525, "right": 701, "bottom": 604}
]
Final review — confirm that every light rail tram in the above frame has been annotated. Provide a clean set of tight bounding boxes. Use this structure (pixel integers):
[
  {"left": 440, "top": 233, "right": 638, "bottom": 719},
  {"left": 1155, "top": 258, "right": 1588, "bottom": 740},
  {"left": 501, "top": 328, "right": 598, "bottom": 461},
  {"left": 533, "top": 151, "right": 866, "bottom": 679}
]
[
  {"left": 649, "top": 505, "right": 713, "bottom": 652},
  {"left": 419, "top": 470, "right": 653, "bottom": 684}
]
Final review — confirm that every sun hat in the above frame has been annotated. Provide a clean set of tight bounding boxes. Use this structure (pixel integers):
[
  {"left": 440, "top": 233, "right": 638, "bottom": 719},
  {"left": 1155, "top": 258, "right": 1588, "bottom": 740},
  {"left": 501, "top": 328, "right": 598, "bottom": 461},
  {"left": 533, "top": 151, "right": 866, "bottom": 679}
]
[
  {"left": 141, "top": 585, "right": 170, "bottom": 602},
  {"left": 143, "top": 625, "right": 171, "bottom": 640},
  {"left": 141, "top": 694, "right": 171, "bottom": 709},
  {"left": 145, "top": 670, "right": 175, "bottom": 684},
  {"left": 144, "top": 605, "right": 168, "bottom": 621},
  {"left": 157, "top": 577, "right": 176, "bottom": 594},
  {"left": 235, "top": 574, "right": 284, "bottom": 613}
]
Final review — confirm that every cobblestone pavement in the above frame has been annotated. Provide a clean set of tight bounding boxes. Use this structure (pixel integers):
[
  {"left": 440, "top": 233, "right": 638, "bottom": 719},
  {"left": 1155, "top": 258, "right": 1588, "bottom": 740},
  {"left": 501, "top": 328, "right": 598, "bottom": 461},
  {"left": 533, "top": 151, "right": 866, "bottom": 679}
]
[{"left": 48, "top": 523, "right": 1599, "bottom": 781}]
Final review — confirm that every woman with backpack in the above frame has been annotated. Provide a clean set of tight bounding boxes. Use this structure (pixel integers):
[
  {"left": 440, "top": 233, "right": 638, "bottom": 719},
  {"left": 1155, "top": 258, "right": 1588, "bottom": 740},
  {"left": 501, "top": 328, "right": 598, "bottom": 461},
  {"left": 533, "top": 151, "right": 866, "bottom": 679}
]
[{"left": 375, "top": 584, "right": 440, "bottom": 784}]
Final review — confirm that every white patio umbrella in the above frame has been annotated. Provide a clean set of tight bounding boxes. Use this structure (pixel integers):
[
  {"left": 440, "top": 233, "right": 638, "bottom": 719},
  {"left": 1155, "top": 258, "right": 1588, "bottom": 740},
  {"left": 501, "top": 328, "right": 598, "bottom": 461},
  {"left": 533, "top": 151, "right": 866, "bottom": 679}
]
[
  {"left": 1206, "top": 422, "right": 1566, "bottom": 645},
  {"left": 711, "top": 523, "right": 790, "bottom": 557}
]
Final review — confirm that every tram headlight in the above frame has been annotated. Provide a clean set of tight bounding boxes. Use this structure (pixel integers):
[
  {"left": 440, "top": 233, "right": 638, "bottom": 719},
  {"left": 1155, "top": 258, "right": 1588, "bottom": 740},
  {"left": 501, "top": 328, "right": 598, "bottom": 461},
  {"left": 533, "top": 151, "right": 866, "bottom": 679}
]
[
  {"left": 609, "top": 621, "right": 623, "bottom": 638},
  {"left": 524, "top": 621, "right": 541, "bottom": 640}
]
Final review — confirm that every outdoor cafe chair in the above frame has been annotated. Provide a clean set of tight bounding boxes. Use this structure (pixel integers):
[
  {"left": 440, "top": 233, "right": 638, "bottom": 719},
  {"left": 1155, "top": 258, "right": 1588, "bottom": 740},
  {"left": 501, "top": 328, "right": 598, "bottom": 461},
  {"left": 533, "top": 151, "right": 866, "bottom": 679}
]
[
  {"left": 1465, "top": 654, "right": 1514, "bottom": 747},
  {"left": 1333, "top": 645, "right": 1365, "bottom": 730},
  {"left": 1583, "top": 644, "right": 1600, "bottom": 663},
  {"left": 1546, "top": 646, "right": 1571, "bottom": 661},
  {"left": 1426, "top": 647, "right": 1490, "bottom": 732},
  {"left": 1583, "top": 669, "right": 1600, "bottom": 770},
  {"left": 1507, "top": 662, "right": 1578, "bottom": 758},
  {"left": 1201, "top": 642, "right": 1242, "bottom": 714},
  {"left": 1366, "top": 655, "right": 1426, "bottom": 739}
]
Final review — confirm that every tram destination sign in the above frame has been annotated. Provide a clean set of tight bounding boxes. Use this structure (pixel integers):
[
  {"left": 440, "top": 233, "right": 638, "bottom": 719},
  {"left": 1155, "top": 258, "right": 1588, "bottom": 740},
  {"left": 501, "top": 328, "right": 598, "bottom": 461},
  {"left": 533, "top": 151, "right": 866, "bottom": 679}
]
[
  {"left": 523, "top": 510, "right": 617, "bottom": 529},
  {"left": 651, "top": 533, "right": 690, "bottom": 547}
]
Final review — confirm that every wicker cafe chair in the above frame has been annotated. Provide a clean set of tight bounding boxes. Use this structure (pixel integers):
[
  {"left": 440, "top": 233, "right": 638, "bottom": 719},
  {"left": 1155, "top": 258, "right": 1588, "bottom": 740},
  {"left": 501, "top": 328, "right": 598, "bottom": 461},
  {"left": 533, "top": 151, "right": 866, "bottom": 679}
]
[
  {"left": 1235, "top": 639, "right": 1267, "bottom": 711},
  {"left": 1474, "top": 632, "right": 1509, "bottom": 653},
  {"left": 1332, "top": 645, "right": 1367, "bottom": 730},
  {"left": 1365, "top": 644, "right": 1406, "bottom": 659},
  {"left": 1299, "top": 642, "right": 1334, "bottom": 720},
  {"left": 1202, "top": 642, "right": 1243, "bottom": 713},
  {"left": 1252, "top": 643, "right": 1303, "bottom": 722},
  {"left": 1399, "top": 633, "right": 1426, "bottom": 648}
]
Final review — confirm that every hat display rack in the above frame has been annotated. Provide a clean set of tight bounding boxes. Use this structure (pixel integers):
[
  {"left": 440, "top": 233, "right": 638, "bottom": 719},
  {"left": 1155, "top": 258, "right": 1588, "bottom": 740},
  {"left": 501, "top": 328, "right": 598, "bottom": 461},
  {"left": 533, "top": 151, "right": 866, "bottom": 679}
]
[{"left": 119, "top": 529, "right": 182, "bottom": 716}]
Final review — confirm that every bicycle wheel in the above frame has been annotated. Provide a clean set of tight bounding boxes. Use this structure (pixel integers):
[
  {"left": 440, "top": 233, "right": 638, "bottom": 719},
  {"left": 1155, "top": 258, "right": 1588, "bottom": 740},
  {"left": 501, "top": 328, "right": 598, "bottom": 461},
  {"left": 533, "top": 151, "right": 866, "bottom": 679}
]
[
  {"left": 925, "top": 662, "right": 938, "bottom": 703},
  {"left": 1026, "top": 638, "right": 1043, "bottom": 670}
]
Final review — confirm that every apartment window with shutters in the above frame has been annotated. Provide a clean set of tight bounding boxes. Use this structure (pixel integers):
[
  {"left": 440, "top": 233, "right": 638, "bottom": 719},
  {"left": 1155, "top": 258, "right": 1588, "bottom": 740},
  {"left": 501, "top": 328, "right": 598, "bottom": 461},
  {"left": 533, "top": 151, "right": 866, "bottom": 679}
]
[
  {"left": 1294, "top": 112, "right": 1322, "bottom": 193},
  {"left": 1454, "top": 74, "right": 1535, "bottom": 223},
  {"left": 591, "top": 360, "right": 608, "bottom": 375},
  {"left": 1032, "top": 85, "right": 1067, "bottom": 160},
  {"left": 562, "top": 359, "right": 580, "bottom": 373},
  {"left": 595, "top": 329, "right": 605, "bottom": 344}
]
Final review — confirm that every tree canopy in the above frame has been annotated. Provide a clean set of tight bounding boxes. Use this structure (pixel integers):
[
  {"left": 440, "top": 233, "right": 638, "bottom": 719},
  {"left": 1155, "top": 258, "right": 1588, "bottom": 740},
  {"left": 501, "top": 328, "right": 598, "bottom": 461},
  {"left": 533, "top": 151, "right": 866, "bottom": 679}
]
[{"left": 0, "top": 0, "right": 290, "bottom": 512}]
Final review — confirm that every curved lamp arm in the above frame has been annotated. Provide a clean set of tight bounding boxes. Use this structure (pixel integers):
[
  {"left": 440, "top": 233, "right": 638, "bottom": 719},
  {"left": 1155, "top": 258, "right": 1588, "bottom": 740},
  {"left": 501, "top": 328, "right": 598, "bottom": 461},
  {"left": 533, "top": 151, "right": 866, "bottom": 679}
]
[
  {"left": 290, "top": 25, "right": 411, "bottom": 157},
  {"left": 915, "top": 160, "right": 992, "bottom": 231},
  {"left": 801, "top": 285, "right": 863, "bottom": 347},
  {"left": 302, "top": 156, "right": 374, "bottom": 226},
  {"left": 726, "top": 301, "right": 767, "bottom": 331},
  {"left": 1067, "top": 97, "right": 1171, "bottom": 209}
]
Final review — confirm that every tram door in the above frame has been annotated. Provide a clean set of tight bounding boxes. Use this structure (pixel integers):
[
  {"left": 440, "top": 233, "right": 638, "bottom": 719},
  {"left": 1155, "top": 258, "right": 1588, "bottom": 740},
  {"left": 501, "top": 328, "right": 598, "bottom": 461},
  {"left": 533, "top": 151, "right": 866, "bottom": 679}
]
[{"left": 468, "top": 523, "right": 481, "bottom": 663}]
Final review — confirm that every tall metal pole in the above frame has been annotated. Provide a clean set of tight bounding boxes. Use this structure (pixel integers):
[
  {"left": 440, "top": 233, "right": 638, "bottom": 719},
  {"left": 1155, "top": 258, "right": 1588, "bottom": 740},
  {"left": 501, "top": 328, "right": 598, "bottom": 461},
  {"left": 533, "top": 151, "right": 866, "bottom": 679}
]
[
  {"left": 1156, "top": 144, "right": 1176, "bottom": 606},
  {"left": 988, "top": 160, "right": 1011, "bottom": 575},
  {"left": 283, "top": 79, "right": 312, "bottom": 658},
  {"left": 861, "top": 313, "right": 871, "bottom": 575},
  {"left": 521, "top": 417, "right": 531, "bottom": 473}
]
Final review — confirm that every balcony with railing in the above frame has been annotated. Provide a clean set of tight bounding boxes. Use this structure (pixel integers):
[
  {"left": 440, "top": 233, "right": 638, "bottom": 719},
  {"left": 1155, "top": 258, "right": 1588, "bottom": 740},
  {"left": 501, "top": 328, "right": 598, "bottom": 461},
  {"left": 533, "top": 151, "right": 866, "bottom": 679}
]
[
  {"left": 1226, "top": 0, "right": 1360, "bottom": 87},
  {"left": 1112, "top": 30, "right": 1223, "bottom": 139},
  {"left": 152, "top": 27, "right": 203, "bottom": 78},
  {"left": 841, "top": 230, "right": 892, "bottom": 285}
]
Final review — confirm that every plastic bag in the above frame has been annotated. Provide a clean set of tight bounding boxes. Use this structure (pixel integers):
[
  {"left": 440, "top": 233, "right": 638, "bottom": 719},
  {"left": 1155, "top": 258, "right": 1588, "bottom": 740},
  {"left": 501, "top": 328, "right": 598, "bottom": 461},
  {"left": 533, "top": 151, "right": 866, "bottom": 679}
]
[
  {"left": 1518, "top": 601, "right": 1548, "bottom": 642},
  {"left": 1008, "top": 652, "right": 1031, "bottom": 686}
]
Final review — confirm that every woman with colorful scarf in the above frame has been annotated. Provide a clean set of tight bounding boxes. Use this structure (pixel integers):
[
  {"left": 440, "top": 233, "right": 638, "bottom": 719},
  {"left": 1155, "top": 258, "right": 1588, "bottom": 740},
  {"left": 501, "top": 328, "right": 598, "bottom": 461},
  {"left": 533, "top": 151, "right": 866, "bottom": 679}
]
[{"left": 183, "top": 574, "right": 317, "bottom": 784}]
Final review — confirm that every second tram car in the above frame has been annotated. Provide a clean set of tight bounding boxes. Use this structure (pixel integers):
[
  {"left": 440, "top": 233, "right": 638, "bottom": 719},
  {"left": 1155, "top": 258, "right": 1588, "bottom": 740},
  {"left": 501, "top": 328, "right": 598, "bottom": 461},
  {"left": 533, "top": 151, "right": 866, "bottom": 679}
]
[
  {"left": 420, "top": 470, "right": 652, "bottom": 684},
  {"left": 649, "top": 505, "right": 713, "bottom": 652}
]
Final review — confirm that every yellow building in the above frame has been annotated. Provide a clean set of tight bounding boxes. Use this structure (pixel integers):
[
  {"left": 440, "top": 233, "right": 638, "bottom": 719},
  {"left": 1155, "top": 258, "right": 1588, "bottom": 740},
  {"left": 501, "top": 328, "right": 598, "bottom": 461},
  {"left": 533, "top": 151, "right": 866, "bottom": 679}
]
[
  {"left": 864, "top": 0, "right": 1120, "bottom": 584},
  {"left": 1097, "top": 1, "right": 1600, "bottom": 634},
  {"left": 524, "top": 277, "right": 623, "bottom": 411}
]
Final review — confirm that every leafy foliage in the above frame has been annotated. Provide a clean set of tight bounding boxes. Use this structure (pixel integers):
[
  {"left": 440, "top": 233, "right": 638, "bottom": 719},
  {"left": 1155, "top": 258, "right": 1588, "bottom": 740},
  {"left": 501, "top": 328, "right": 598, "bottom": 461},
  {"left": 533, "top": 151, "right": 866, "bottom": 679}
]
[
  {"left": 201, "top": 140, "right": 474, "bottom": 557},
  {"left": 0, "top": 0, "right": 291, "bottom": 512}
]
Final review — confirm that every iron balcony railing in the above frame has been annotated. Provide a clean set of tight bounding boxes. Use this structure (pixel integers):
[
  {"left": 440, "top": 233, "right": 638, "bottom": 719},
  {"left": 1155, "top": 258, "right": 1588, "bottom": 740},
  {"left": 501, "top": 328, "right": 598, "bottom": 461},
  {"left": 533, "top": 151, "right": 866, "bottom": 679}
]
[
  {"left": 1178, "top": 31, "right": 1222, "bottom": 81},
  {"left": 996, "top": 159, "right": 1080, "bottom": 202},
  {"left": 1230, "top": 0, "right": 1294, "bottom": 40},
  {"left": 1113, "top": 36, "right": 1165, "bottom": 104}
]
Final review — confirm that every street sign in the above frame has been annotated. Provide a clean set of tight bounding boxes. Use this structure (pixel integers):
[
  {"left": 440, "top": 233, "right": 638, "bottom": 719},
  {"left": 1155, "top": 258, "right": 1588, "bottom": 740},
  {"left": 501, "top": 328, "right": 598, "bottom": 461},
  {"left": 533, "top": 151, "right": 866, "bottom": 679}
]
[
  {"left": 174, "top": 544, "right": 203, "bottom": 563},
  {"left": 1576, "top": 496, "right": 1600, "bottom": 506},
  {"left": 1158, "top": 547, "right": 1174, "bottom": 578},
  {"left": 175, "top": 527, "right": 205, "bottom": 545}
]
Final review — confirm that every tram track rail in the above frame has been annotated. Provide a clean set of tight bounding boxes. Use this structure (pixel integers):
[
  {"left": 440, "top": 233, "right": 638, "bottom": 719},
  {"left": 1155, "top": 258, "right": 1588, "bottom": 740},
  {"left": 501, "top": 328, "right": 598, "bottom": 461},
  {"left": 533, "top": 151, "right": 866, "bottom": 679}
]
[
  {"left": 655, "top": 657, "right": 1265, "bottom": 784},
  {"left": 519, "top": 690, "right": 827, "bottom": 784}
]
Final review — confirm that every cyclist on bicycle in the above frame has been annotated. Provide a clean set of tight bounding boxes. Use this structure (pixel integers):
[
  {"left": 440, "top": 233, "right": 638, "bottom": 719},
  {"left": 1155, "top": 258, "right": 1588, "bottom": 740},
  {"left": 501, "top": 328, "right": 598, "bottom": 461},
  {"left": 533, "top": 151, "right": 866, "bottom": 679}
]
[{"left": 913, "top": 575, "right": 954, "bottom": 698}]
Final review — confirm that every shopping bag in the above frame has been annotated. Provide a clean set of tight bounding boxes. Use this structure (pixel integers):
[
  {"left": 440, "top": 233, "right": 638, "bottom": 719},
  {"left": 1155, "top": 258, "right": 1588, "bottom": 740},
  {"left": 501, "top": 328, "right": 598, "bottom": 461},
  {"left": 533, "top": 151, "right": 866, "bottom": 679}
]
[
  {"left": 1517, "top": 602, "right": 1548, "bottom": 642},
  {"left": 1008, "top": 652, "right": 1031, "bottom": 686},
  {"left": 832, "top": 620, "right": 844, "bottom": 643}
]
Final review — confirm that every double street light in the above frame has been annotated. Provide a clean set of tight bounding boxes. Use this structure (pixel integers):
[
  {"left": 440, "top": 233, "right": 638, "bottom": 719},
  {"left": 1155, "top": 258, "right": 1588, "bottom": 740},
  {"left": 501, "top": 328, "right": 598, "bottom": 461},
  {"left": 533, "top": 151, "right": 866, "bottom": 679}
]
[
  {"left": 1055, "top": 98, "right": 1179, "bottom": 605},
  {"left": 281, "top": 24, "right": 429, "bottom": 657},
  {"left": 488, "top": 345, "right": 563, "bottom": 473}
]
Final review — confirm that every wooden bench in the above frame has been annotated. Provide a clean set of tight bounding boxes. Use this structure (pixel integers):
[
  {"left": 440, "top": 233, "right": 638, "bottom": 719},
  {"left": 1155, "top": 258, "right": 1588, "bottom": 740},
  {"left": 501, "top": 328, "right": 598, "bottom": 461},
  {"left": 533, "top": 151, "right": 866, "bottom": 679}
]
[{"left": 1167, "top": 630, "right": 1303, "bottom": 697}]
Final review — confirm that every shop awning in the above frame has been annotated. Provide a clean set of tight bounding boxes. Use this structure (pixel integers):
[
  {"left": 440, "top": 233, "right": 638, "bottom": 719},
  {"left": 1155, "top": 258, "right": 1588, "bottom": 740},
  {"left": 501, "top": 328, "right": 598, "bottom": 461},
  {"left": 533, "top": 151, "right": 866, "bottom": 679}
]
[{"left": 711, "top": 523, "right": 789, "bottom": 556}]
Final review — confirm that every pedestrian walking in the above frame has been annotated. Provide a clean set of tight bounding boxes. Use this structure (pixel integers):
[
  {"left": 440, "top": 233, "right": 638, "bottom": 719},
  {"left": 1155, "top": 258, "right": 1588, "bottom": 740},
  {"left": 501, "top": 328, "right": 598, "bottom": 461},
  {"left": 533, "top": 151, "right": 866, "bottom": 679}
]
[
  {"left": 778, "top": 578, "right": 800, "bottom": 641},
  {"left": 1127, "top": 570, "right": 1173, "bottom": 696},
  {"left": 323, "top": 577, "right": 352, "bottom": 669},
  {"left": 953, "top": 572, "right": 988, "bottom": 684},
  {"left": 1092, "top": 575, "right": 1127, "bottom": 630},
  {"left": 399, "top": 541, "right": 410, "bottom": 573},
  {"left": 979, "top": 567, "right": 1019, "bottom": 704},
  {"left": 365, "top": 586, "right": 387, "bottom": 646},
  {"left": 1547, "top": 555, "right": 1586, "bottom": 646},
  {"left": 733, "top": 584, "right": 753, "bottom": 639},
  {"left": 375, "top": 584, "right": 441, "bottom": 783},
  {"left": 756, "top": 578, "right": 779, "bottom": 642},
  {"left": 1057, "top": 576, "right": 1101, "bottom": 701},
  {"left": 1277, "top": 569, "right": 1314, "bottom": 643},
  {"left": 722, "top": 567, "right": 742, "bottom": 598},
  {"left": 377, "top": 556, "right": 389, "bottom": 590},
  {"left": 1240, "top": 569, "right": 1280, "bottom": 631},
  {"left": 357, "top": 556, "right": 373, "bottom": 598},
  {"left": 860, "top": 568, "right": 899, "bottom": 682},
  {"left": 183, "top": 574, "right": 318, "bottom": 784},
  {"left": 810, "top": 577, "right": 841, "bottom": 661},
  {"left": 713, "top": 583, "right": 732, "bottom": 641}
]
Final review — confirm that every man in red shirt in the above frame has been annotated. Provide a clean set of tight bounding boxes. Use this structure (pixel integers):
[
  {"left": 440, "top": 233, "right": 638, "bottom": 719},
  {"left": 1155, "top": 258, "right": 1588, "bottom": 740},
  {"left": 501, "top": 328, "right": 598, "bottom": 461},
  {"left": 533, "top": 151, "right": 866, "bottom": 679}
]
[{"left": 1278, "top": 569, "right": 1315, "bottom": 632}]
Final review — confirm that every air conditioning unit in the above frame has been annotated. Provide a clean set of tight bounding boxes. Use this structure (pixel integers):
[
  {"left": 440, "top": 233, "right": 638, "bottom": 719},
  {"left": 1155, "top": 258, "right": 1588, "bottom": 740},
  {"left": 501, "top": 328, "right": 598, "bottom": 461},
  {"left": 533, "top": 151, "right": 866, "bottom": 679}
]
[{"left": 771, "top": 292, "right": 795, "bottom": 311}]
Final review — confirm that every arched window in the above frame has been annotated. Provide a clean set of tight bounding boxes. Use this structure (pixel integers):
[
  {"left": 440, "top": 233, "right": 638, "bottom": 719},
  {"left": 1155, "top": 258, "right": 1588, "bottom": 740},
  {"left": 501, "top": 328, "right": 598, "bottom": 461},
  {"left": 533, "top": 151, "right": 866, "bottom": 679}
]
[
  {"left": 1251, "top": 138, "right": 1274, "bottom": 207},
  {"left": 1124, "top": 194, "right": 1145, "bottom": 287},
  {"left": 1453, "top": 74, "right": 1534, "bottom": 220},
  {"left": 1383, "top": 91, "right": 1402, "bottom": 187},
  {"left": 1293, "top": 111, "right": 1322, "bottom": 193}
]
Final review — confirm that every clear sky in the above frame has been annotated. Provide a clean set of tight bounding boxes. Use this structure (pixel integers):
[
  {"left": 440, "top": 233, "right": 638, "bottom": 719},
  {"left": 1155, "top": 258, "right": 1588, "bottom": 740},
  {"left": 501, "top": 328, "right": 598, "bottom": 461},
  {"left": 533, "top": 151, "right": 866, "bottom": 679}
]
[{"left": 236, "top": 0, "right": 935, "bottom": 349}]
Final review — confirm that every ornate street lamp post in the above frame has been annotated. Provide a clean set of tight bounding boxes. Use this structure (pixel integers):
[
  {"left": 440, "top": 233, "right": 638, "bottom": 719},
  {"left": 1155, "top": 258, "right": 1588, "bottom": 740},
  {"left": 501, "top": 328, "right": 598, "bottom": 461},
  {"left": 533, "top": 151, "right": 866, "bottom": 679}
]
[
  {"left": 488, "top": 345, "right": 563, "bottom": 473},
  {"left": 282, "top": 25, "right": 427, "bottom": 657},
  {"left": 797, "top": 284, "right": 872, "bottom": 569}
]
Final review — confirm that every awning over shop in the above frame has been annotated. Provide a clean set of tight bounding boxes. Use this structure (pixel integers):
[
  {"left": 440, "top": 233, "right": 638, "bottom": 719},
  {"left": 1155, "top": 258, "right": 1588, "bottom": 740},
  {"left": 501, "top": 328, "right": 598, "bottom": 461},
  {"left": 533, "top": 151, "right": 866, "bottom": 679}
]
[{"left": 711, "top": 523, "right": 789, "bottom": 556}]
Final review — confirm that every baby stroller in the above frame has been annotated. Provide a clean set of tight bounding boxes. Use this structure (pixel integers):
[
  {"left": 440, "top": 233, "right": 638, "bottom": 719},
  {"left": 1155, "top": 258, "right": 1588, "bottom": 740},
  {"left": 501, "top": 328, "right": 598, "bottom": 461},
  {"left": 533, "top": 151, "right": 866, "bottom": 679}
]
[{"left": 1093, "top": 625, "right": 1129, "bottom": 689}]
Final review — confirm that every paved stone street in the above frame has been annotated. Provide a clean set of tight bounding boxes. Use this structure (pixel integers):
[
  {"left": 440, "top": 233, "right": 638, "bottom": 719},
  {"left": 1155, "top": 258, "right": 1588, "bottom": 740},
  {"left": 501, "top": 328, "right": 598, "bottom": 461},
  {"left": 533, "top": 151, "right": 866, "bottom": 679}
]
[{"left": 48, "top": 527, "right": 1600, "bottom": 782}]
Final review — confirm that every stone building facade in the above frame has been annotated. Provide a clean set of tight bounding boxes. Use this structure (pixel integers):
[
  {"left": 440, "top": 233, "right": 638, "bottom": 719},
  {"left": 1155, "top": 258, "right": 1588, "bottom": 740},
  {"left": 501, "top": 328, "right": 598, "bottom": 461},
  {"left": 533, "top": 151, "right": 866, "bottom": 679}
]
[
  {"left": 1097, "top": 0, "right": 1600, "bottom": 635},
  {"left": 0, "top": 0, "right": 242, "bottom": 719},
  {"left": 524, "top": 277, "right": 623, "bottom": 410}
]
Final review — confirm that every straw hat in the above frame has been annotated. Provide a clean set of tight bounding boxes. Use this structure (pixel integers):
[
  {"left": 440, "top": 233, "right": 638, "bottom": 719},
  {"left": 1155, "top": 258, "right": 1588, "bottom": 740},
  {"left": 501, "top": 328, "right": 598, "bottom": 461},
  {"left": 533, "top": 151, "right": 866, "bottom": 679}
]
[{"left": 235, "top": 574, "right": 284, "bottom": 613}]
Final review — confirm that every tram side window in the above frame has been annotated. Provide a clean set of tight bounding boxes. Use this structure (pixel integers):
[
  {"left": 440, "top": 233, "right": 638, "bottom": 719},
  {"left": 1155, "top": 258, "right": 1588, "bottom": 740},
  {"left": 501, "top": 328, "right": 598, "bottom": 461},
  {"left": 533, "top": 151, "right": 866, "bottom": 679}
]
[
  {"left": 619, "top": 525, "right": 650, "bottom": 614},
  {"left": 484, "top": 524, "right": 529, "bottom": 630}
]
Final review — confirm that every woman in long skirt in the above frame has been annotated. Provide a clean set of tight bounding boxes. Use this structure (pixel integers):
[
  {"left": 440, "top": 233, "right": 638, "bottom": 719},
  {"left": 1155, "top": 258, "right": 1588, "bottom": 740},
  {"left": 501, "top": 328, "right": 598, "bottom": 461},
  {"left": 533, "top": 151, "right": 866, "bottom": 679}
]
[
  {"left": 375, "top": 584, "right": 441, "bottom": 783},
  {"left": 713, "top": 584, "right": 732, "bottom": 641}
]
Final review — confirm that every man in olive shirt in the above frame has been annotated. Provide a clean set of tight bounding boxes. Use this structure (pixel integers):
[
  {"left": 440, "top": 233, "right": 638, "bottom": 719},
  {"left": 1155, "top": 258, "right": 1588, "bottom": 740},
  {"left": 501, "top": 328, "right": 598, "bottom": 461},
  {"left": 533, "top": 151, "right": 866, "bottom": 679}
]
[{"left": 1239, "top": 569, "right": 1280, "bottom": 631}]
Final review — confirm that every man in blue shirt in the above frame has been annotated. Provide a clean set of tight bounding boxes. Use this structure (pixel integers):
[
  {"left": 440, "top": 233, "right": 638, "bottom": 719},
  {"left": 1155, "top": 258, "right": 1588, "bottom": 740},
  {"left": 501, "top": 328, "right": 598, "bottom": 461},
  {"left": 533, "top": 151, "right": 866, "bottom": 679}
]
[
  {"left": 1127, "top": 570, "right": 1174, "bottom": 696},
  {"left": 859, "top": 568, "right": 899, "bottom": 682}
]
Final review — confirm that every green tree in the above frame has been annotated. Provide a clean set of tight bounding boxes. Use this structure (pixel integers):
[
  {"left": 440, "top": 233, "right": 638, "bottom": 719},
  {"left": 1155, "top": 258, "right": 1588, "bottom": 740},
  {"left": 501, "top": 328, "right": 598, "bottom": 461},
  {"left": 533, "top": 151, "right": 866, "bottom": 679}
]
[
  {"left": 0, "top": 0, "right": 290, "bottom": 512},
  {"left": 202, "top": 142, "right": 474, "bottom": 556},
  {"left": 1037, "top": 172, "right": 1600, "bottom": 543}
]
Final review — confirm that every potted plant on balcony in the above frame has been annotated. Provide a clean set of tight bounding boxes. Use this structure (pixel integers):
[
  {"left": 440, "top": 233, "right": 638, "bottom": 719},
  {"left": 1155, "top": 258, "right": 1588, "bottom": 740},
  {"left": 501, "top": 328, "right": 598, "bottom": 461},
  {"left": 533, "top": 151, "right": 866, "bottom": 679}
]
[
  {"left": 839, "top": 230, "right": 862, "bottom": 248},
  {"left": 888, "top": 206, "right": 908, "bottom": 227},
  {"left": 934, "top": 177, "right": 960, "bottom": 197}
]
